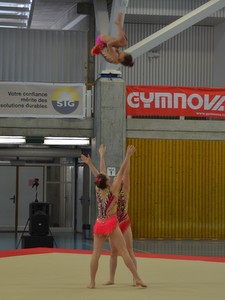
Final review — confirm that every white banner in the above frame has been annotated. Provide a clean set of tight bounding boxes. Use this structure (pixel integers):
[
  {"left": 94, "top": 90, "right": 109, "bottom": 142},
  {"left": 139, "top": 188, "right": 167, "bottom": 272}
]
[{"left": 0, "top": 82, "right": 86, "bottom": 118}]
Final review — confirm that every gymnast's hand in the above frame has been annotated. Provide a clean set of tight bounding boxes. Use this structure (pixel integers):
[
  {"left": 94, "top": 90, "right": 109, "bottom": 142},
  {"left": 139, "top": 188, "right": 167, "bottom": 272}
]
[
  {"left": 81, "top": 154, "right": 91, "bottom": 165},
  {"left": 99, "top": 144, "right": 106, "bottom": 156}
]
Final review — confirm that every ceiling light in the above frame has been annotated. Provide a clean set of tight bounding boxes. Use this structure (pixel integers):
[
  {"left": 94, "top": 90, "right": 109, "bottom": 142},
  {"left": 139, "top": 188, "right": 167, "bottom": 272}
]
[
  {"left": 44, "top": 137, "right": 90, "bottom": 146},
  {"left": 0, "top": 0, "right": 34, "bottom": 29},
  {"left": 0, "top": 136, "right": 26, "bottom": 144}
]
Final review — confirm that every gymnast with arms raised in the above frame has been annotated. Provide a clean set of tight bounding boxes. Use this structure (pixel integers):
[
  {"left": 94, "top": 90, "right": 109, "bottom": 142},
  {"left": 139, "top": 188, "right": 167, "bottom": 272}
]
[
  {"left": 99, "top": 146, "right": 137, "bottom": 286},
  {"left": 81, "top": 145, "right": 146, "bottom": 289},
  {"left": 91, "top": 12, "right": 134, "bottom": 67}
]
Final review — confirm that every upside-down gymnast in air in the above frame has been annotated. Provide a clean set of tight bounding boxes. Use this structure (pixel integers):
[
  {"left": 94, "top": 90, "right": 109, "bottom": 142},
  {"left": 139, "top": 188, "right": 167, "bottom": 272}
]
[{"left": 91, "top": 12, "right": 134, "bottom": 67}]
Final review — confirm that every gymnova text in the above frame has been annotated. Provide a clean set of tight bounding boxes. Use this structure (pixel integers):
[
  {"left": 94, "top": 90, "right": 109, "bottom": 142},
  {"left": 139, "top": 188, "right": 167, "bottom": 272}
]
[{"left": 127, "top": 92, "right": 225, "bottom": 111}]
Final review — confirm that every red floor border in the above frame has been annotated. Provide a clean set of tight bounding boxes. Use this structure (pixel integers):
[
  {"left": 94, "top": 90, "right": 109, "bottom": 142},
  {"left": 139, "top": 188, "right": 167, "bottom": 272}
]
[{"left": 0, "top": 247, "right": 225, "bottom": 263}]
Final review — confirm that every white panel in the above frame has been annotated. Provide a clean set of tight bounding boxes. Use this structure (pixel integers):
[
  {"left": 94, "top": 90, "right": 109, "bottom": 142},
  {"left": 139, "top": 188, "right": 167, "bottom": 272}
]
[
  {"left": 0, "top": 166, "right": 16, "bottom": 228},
  {"left": 121, "top": 23, "right": 214, "bottom": 87},
  {"left": 213, "top": 21, "right": 225, "bottom": 87},
  {"left": 128, "top": 0, "right": 225, "bottom": 17},
  {"left": 0, "top": 29, "right": 88, "bottom": 83}
]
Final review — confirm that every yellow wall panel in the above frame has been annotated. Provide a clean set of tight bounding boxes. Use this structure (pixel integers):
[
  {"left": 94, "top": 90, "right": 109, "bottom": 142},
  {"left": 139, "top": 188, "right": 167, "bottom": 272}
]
[{"left": 127, "top": 139, "right": 225, "bottom": 239}]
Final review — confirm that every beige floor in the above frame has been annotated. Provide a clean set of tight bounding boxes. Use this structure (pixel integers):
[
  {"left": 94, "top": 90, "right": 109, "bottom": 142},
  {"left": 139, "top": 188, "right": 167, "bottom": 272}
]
[{"left": 0, "top": 252, "right": 224, "bottom": 300}]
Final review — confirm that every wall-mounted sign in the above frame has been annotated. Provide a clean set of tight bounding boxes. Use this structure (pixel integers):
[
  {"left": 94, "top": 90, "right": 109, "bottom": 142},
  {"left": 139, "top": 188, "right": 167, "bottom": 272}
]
[
  {"left": 107, "top": 167, "right": 116, "bottom": 177},
  {"left": 127, "top": 85, "right": 225, "bottom": 119},
  {"left": 0, "top": 82, "right": 86, "bottom": 118}
]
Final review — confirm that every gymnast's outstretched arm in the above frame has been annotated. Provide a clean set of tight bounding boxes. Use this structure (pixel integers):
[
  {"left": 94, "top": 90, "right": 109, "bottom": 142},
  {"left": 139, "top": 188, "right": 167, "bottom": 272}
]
[{"left": 80, "top": 154, "right": 99, "bottom": 177}]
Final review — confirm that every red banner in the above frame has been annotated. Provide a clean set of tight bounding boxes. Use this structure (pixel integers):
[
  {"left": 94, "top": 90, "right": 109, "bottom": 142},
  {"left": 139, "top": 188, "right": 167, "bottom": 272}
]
[{"left": 126, "top": 85, "right": 225, "bottom": 119}]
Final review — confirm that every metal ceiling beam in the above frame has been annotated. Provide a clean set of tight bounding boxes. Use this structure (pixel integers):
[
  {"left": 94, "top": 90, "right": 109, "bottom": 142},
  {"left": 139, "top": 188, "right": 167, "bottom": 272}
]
[
  {"left": 0, "top": 21, "right": 27, "bottom": 27},
  {"left": 50, "top": 3, "right": 89, "bottom": 31},
  {"left": 0, "top": 6, "right": 30, "bottom": 12},
  {"left": 0, "top": 0, "right": 31, "bottom": 3},
  {"left": 0, "top": 148, "right": 81, "bottom": 158},
  {"left": 27, "top": 0, "right": 35, "bottom": 28},
  {"left": 0, "top": 14, "right": 28, "bottom": 20},
  {"left": 63, "top": 15, "right": 87, "bottom": 30},
  {"left": 127, "top": 0, "right": 225, "bottom": 61},
  {"left": 93, "top": 0, "right": 109, "bottom": 35},
  {"left": 109, "top": 0, "right": 129, "bottom": 36}
]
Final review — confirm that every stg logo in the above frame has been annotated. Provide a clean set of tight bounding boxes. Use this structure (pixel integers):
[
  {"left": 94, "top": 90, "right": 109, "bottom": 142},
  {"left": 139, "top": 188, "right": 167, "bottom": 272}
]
[
  {"left": 51, "top": 87, "right": 80, "bottom": 114},
  {"left": 127, "top": 92, "right": 225, "bottom": 111},
  {"left": 56, "top": 100, "right": 76, "bottom": 108}
]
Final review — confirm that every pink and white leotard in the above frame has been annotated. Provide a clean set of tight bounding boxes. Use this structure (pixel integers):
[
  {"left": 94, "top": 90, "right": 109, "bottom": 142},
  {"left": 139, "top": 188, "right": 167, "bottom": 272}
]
[{"left": 93, "top": 186, "right": 118, "bottom": 236}]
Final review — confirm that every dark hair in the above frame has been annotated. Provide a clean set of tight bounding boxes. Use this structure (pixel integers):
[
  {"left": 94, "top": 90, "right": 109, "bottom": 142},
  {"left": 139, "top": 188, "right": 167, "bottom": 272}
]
[
  {"left": 94, "top": 173, "right": 108, "bottom": 189},
  {"left": 121, "top": 53, "right": 134, "bottom": 67}
]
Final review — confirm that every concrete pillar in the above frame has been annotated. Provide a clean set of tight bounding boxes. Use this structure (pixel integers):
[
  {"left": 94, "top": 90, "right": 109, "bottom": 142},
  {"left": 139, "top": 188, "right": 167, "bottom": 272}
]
[
  {"left": 82, "top": 163, "right": 90, "bottom": 238},
  {"left": 90, "top": 74, "right": 126, "bottom": 230},
  {"left": 82, "top": 163, "right": 90, "bottom": 225}
]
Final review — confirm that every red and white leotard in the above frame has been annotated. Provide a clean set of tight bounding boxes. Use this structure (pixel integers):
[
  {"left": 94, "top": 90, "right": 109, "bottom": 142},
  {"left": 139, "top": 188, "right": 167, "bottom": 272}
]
[
  {"left": 91, "top": 35, "right": 117, "bottom": 64},
  {"left": 117, "top": 190, "right": 131, "bottom": 233},
  {"left": 93, "top": 186, "right": 118, "bottom": 236}
]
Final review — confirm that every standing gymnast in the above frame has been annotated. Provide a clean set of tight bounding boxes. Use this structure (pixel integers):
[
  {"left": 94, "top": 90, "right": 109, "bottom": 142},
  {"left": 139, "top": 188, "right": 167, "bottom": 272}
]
[
  {"left": 100, "top": 146, "right": 137, "bottom": 286},
  {"left": 82, "top": 144, "right": 137, "bottom": 285},
  {"left": 81, "top": 145, "right": 146, "bottom": 289},
  {"left": 91, "top": 12, "right": 134, "bottom": 67}
]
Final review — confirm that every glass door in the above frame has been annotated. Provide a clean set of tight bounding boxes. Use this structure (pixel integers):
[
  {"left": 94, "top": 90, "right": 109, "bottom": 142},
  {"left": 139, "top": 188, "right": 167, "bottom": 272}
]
[{"left": 46, "top": 161, "right": 75, "bottom": 230}]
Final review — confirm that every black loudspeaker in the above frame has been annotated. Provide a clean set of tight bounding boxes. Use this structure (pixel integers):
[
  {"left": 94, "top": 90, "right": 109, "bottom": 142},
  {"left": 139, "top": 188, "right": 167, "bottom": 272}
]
[
  {"left": 29, "top": 202, "right": 50, "bottom": 217},
  {"left": 29, "top": 202, "right": 50, "bottom": 236}
]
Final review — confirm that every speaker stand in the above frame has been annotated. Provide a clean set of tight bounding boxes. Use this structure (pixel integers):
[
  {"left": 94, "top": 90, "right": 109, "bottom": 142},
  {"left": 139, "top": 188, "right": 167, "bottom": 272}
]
[
  {"left": 16, "top": 217, "right": 30, "bottom": 249},
  {"left": 49, "top": 228, "right": 58, "bottom": 248}
]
